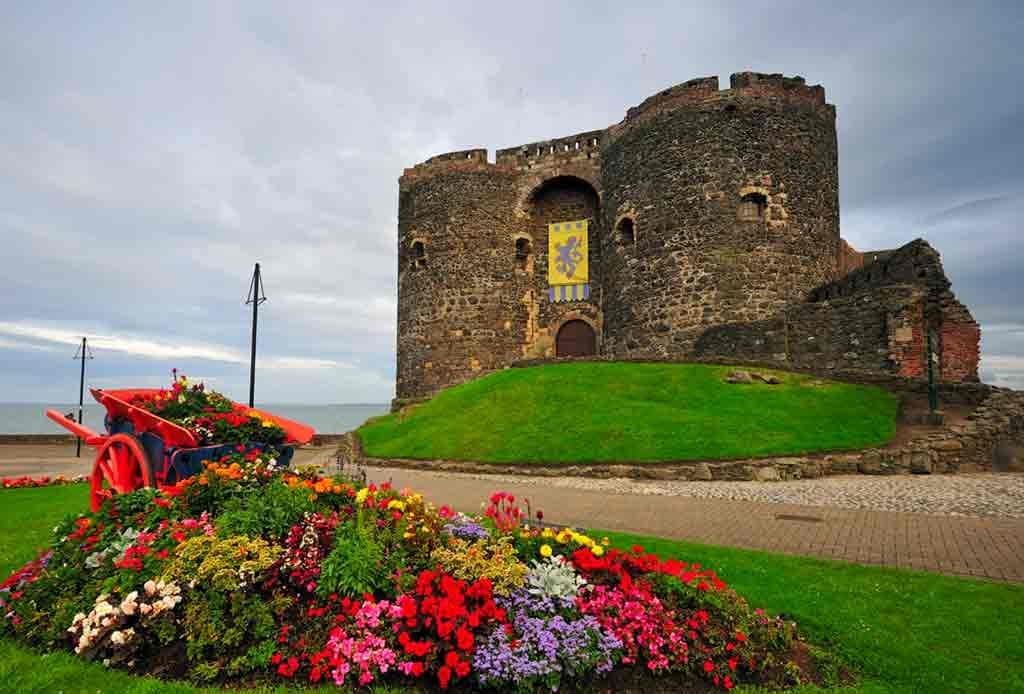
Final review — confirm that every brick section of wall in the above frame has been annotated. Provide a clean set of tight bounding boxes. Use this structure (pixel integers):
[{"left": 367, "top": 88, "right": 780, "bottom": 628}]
[
  {"left": 837, "top": 239, "right": 864, "bottom": 276},
  {"left": 941, "top": 316, "right": 982, "bottom": 381}
]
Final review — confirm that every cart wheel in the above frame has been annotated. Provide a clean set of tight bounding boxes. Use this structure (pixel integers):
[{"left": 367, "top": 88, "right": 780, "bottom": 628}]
[{"left": 91, "top": 433, "right": 155, "bottom": 512}]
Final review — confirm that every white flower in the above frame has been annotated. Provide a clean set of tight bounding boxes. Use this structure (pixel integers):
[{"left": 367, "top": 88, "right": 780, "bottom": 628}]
[
  {"left": 139, "top": 603, "right": 152, "bottom": 615},
  {"left": 144, "top": 580, "right": 157, "bottom": 595},
  {"left": 110, "top": 630, "right": 125, "bottom": 645}
]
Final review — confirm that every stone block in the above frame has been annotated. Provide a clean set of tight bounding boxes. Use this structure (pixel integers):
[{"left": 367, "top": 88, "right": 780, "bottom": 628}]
[
  {"left": 752, "top": 465, "right": 781, "bottom": 481},
  {"left": 910, "top": 451, "right": 933, "bottom": 474},
  {"left": 858, "top": 451, "right": 882, "bottom": 474},
  {"left": 692, "top": 462, "right": 713, "bottom": 480}
]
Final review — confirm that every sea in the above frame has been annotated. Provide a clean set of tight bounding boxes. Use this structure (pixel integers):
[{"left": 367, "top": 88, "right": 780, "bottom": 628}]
[{"left": 0, "top": 403, "right": 389, "bottom": 435}]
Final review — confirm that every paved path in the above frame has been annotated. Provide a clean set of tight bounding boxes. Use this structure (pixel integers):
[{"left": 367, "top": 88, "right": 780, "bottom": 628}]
[
  {"left": 362, "top": 466, "right": 1024, "bottom": 583},
  {"left": 3, "top": 444, "right": 1022, "bottom": 582}
]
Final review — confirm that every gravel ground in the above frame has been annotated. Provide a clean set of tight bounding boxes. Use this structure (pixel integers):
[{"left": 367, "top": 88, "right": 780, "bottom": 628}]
[{"left": 372, "top": 469, "right": 1024, "bottom": 519}]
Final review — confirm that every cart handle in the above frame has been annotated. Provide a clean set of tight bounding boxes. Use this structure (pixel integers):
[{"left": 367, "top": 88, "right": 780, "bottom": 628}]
[{"left": 46, "top": 410, "right": 106, "bottom": 446}]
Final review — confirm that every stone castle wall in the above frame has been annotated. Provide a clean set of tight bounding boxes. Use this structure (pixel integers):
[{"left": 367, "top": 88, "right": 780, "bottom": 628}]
[
  {"left": 394, "top": 72, "right": 980, "bottom": 401},
  {"left": 600, "top": 73, "right": 839, "bottom": 358}
]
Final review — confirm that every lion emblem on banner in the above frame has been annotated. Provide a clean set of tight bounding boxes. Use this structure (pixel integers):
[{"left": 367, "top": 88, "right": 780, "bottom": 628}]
[{"left": 554, "top": 236, "right": 584, "bottom": 279}]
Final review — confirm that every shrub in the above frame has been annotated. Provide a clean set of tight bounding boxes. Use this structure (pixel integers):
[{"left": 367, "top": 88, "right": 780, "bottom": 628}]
[
  {"left": 161, "top": 534, "right": 290, "bottom": 680},
  {"left": 163, "top": 535, "right": 281, "bottom": 592},
  {"left": 317, "top": 515, "right": 386, "bottom": 599},
  {"left": 215, "top": 479, "right": 315, "bottom": 541},
  {"left": 430, "top": 538, "right": 527, "bottom": 597}
]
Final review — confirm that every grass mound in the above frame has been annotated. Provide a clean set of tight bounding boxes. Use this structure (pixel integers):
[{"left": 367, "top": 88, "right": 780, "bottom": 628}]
[{"left": 359, "top": 363, "right": 898, "bottom": 463}]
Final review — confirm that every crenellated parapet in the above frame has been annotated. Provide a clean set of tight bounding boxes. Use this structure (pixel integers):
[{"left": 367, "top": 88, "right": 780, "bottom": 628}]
[
  {"left": 617, "top": 72, "right": 832, "bottom": 133},
  {"left": 496, "top": 129, "right": 603, "bottom": 172},
  {"left": 399, "top": 148, "right": 492, "bottom": 185}
]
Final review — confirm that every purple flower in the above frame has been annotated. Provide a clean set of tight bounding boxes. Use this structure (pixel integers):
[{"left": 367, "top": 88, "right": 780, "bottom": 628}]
[
  {"left": 442, "top": 518, "right": 490, "bottom": 541},
  {"left": 473, "top": 588, "right": 622, "bottom": 690}
]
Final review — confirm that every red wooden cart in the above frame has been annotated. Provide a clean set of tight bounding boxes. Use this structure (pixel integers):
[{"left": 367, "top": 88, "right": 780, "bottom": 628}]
[{"left": 47, "top": 388, "right": 315, "bottom": 512}]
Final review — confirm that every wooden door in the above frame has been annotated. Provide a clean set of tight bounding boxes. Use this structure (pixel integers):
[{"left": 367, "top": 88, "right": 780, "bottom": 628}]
[{"left": 556, "top": 320, "right": 596, "bottom": 357}]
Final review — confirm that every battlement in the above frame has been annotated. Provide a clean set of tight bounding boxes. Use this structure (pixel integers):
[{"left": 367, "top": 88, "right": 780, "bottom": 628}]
[
  {"left": 495, "top": 129, "right": 603, "bottom": 170},
  {"left": 400, "top": 148, "right": 491, "bottom": 182},
  {"left": 622, "top": 72, "right": 830, "bottom": 126},
  {"left": 402, "top": 72, "right": 831, "bottom": 184}
]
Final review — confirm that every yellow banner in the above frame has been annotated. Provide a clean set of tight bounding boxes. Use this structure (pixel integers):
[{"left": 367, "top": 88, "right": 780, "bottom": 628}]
[{"left": 547, "top": 220, "right": 588, "bottom": 285}]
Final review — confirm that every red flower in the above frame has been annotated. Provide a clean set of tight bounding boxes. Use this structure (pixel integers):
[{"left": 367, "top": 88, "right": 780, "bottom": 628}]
[
  {"left": 703, "top": 661, "right": 714, "bottom": 673},
  {"left": 438, "top": 665, "right": 452, "bottom": 689},
  {"left": 456, "top": 627, "right": 473, "bottom": 651}
]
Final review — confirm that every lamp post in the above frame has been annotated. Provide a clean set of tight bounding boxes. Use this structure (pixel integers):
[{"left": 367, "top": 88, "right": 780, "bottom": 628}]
[
  {"left": 245, "top": 263, "right": 267, "bottom": 408},
  {"left": 72, "top": 337, "right": 93, "bottom": 457}
]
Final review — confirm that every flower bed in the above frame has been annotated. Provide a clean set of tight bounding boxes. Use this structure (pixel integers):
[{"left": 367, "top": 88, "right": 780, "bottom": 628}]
[
  {"left": 2, "top": 474, "right": 88, "bottom": 489},
  {"left": 128, "top": 373, "right": 286, "bottom": 446},
  {"left": 0, "top": 452, "right": 829, "bottom": 691}
]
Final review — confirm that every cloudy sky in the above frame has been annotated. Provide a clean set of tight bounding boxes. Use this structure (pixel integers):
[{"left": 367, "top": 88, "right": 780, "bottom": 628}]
[{"left": 2, "top": 1, "right": 1022, "bottom": 404}]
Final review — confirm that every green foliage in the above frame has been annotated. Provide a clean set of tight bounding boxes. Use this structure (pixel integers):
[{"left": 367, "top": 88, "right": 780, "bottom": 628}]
[
  {"left": 358, "top": 362, "right": 898, "bottom": 463},
  {"left": 180, "top": 590, "right": 290, "bottom": 682},
  {"left": 430, "top": 537, "right": 527, "bottom": 596},
  {"left": 214, "top": 479, "right": 315, "bottom": 541},
  {"left": 316, "top": 515, "right": 385, "bottom": 598},
  {"left": 163, "top": 535, "right": 282, "bottom": 592}
]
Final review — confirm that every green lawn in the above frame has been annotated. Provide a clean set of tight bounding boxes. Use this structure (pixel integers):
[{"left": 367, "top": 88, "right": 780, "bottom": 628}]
[
  {"left": 2, "top": 486, "right": 1021, "bottom": 693},
  {"left": 359, "top": 363, "right": 898, "bottom": 463}
]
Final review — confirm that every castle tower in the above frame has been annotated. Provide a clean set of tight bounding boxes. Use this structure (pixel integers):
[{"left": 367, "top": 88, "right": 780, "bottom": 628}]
[{"left": 599, "top": 73, "right": 840, "bottom": 357}]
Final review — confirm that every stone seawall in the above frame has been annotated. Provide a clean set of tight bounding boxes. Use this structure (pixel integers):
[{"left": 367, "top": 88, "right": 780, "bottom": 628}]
[{"left": 353, "top": 382, "right": 1023, "bottom": 481}]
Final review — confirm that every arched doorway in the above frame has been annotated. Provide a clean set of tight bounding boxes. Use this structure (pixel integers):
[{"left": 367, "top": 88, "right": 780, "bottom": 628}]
[{"left": 556, "top": 320, "right": 596, "bottom": 357}]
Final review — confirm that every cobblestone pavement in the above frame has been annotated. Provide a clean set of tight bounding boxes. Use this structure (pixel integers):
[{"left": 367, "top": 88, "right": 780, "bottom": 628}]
[
  {"left": 364, "top": 466, "right": 1024, "bottom": 582},
  {"left": 379, "top": 471, "right": 1024, "bottom": 519}
]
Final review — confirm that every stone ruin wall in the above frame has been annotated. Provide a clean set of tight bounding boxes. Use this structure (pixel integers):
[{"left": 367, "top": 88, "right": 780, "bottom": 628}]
[{"left": 394, "top": 72, "right": 980, "bottom": 403}]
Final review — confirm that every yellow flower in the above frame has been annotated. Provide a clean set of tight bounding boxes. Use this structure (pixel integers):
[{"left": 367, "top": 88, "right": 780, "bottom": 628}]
[
  {"left": 261, "top": 420, "right": 275, "bottom": 428},
  {"left": 387, "top": 500, "right": 406, "bottom": 512},
  {"left": 355, "top": 488, "right": 369, "bottom": 505},
  {"left": 539, "top": 544, "right": 553, "bottom": 558},
  {"left": 592, "top": 546, "right": 605, "bottom": 557},
  {"left": 541, "top": 528, "right": 555, "bottom": 539},
  {"left": 601, "top": 537, "right": 610, "bottom": 546}
]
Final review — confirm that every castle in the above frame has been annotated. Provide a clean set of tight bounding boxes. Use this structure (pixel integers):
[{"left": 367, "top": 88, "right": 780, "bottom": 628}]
[{"left": 394, "top": 72, "right": 980, "bottom": 402}]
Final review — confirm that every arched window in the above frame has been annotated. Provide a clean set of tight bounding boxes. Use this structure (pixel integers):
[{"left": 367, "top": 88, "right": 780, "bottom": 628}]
[
  {"left": 616, "top": 217, "right": 635, "bottom": 246},
  {"left": 410, "top": 240, "right": 426, "bottom": 270},
  {"left": 514, "top": 237, "right": 532, "bottom": 270},
  {"left": 738, "top": 193, "right": 767, "bottom": 222}
]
